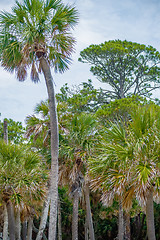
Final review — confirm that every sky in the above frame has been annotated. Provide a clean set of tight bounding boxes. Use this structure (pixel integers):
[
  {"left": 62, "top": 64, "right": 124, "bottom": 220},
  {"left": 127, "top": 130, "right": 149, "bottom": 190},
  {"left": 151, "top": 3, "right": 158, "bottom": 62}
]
[{"left": 1, "top": 0, "right": 160, "bottom": 123}]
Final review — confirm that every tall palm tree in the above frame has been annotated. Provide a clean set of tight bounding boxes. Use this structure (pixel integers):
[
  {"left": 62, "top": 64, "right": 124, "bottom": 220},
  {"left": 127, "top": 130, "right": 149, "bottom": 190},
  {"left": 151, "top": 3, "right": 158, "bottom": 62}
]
[
  {"left": 0, "top": 1, "right": 78, "bottom": 239},
  {"left": 89, "top": 104, "right": 160, "bottom": 240},
  {"left": 128, "top": 105, "right": 160, "bottom": 240},
  {"left": 59, "top": 113, "right": 96, "bottom": 240},
  {"left": 26, "top": 103, "right": 96, "bottom": 239},
  {"left": 0, "top": 139, "right": 48, "bottom": 240},
  {"left": 89, "top": 121, "right": 133, "bottom": 240}
]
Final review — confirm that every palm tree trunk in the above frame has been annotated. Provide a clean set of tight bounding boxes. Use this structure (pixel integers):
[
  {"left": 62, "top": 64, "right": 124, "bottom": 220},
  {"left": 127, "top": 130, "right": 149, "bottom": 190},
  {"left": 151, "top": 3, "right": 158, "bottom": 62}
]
[
  {"left": 40, "top": 57, "right": 59, "bottom": 240},
  {"left": 146, "top": 188, "right": 156, "bottom": 240},
  {"left": 3, "top": 120, "right": 8, "bottom": 144},
  {"left": 36, "top": 192, "right": 50, "bottom": 240},
  {"left": 118, "top": 199, "right": 124, "bottom": 240},
  {"left": 6, "top": 200, "right": 15, "bottom": 240},
  {"left": 15, "top": 207, "right": 21, "bottom": 240},
  {"left": 84, "top": 183, "right": 95, "bottom": 240},
  {"left": 3, "top": 203, "right": 8, "bottom": 240},
  {"left": 22, "top": 220, "right": 27, "bottom": 240},
  {"left": 84, "top": 216, "right": 89, "bottom": 240},
  {"left": 3, "top": 121, "right": 9, "bottom": 240},
  {"left": 124, "top": 212, "right": 131, "bottom": 240},
  {"left": 72, "top": 191, "right": 79, "bottom": 240},
  {"left": 58, "top": 196, "right": 62, "bottom": 240},
  {"left": 27, "top": 218, "right": 33, "bottom": 240}
]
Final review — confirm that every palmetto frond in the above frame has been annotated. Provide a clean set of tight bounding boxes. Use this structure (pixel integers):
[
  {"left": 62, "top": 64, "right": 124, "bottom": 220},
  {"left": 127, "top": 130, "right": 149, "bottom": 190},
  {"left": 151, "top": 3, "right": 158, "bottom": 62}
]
[
  {"left": 89, "top": 104, "right": 160, "bottom": 212},
  {"left": 0, "top": 140, "right": 48, "bottom": 208},
  {"left": 0, "top": 0, "right": 78, "bottom": 81}
]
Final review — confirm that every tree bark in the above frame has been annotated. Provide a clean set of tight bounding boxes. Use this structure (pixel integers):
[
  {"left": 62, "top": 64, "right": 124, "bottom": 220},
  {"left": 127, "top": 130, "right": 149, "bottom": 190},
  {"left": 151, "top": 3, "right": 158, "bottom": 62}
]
[
  {"left": 22, "top": 220, "right": 27, "bottom": 240},
  {"left": 15, "top": 207, "right": 21, "bottom": 240},
  {"left": 72, "top": 191, "right": 79, "bottom": 240},
  {"left": 33, "top": 224, "right": 47, "bottom": 240},
  {"left": 124, "top": 212, "right": 131, "bottom": 240},
  {"left": 84, "top": 216, "right": 89, "bottom": 240},
  {"left": 84, "top": 183, "right": 95, "bottom": 240},
  {"left": 3, "top": 120, "right": 9, "bottom": 240},
  {"left": 36, "top": 192, "right": 50, "bottom": 240},
  {"left": 58, "top": 196, "right": 62, "bottom": 240},
  {"left": 3, "top": 120, "right": 8, "bottom": 144},
  {"left": 118, "top": 199, "right": 124, "bottom": 240},
  {"left": 6, "top": 200, "right": 15, "bottom": 240},
  {"left": 40, "top": 57, "right": 59, "bottom": 240},
  {"left": 27, "top": 218, "right": 33, "bottom": 240},
  {"left": 3, "top": 203, "right": 8, "bottom": 240},
  {"left": 146, "top": 188, "right": 156, "bottom": 240}
]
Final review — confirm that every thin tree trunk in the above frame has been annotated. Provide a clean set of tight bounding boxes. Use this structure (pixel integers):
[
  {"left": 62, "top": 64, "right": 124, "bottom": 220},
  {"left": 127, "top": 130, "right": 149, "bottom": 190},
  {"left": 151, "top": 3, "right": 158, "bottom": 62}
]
[
  {"left": 124, "top": 212, "right": 131, "bottom": 240},
  {"left": 6, "top": 200, "right": 15, "bottom": 240},
  {"left": 33, "top": 224, "right": 47, "bottom": 240},
  {"left": 22, "top": 220, "right": 27, "bottom": 240},
  {"left": 3, "top": 120, "right": 8, "bottom": 144},
  {"left": 40, "top": 57, "right": 59, "bottom": 240},
  {"left": 36, "top": 192, "right": 50, "bottom": 240},
  {"left": 146, "top": 188, "right": 156, "bottom": 240},
  {"left": 84, "top": 216, "right": 89, "bottom": 240},
  {"left": 3, "top": 120, "right": 9, "bottom": 240},
  {"left": 15, "top": 207, "right": 21, "bottom": 240},
  {"left": 85, "top": 183, "right": 95, "bottom": 240},
  {"left": 58, "top": 196, "right": 62, "bottom": 240},
  {"left": 27, "top": 218, "right": 33, "bottom": 240},
  {"left": 72, "top": 191, "right": 79, "bottom": 240},
  {"left": 118, "top": 199, "right": 124, "bottom": 240},
  {"left": 137, "top": 213, "right": 145, "bottom": 240},
  {"left": 3, "top": 203, "right": 8, "bottom": 240}
]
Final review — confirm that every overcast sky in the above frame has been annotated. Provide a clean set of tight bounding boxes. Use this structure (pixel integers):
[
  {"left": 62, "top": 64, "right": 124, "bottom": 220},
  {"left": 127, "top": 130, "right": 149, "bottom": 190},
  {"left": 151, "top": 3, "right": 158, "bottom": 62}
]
[{"left": 1, "top": 0, "right": 160, "bottom": 123}]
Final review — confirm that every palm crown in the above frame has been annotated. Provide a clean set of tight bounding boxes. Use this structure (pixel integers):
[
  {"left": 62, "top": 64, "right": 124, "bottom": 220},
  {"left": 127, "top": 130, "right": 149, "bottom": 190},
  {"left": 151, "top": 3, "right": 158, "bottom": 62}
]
[{"left": 0, "top": 0, "right": 78, "bottom": 81}]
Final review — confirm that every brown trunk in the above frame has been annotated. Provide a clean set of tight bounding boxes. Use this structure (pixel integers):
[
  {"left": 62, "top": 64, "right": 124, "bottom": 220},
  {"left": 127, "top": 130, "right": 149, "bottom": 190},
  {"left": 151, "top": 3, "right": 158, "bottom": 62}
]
[
  {"left": 118, "top": 199, "right": 124, "bottom": 240},
  {"left": 27, "top": 218, "right": 33, "bottom": 240},
  {"left": 72, "top": 191, "right": 79, "bottom": 240},
  {"left": 40, "top": 57, "right": 59, "bottom": 240},
  {"left": 6, "top": 200, "right": 15, "bottom": 240},
  {"left": 85, "top": 183, "right": 95, "bottom": 240},
  {"left": 146, "top": 188, "right": 156, "bottom": 240},
  {"left": 22, "top": 220, "right": 27, "bottom": 240},
  {"left": 124, "top": 212, "right": 131, "bottom": 240}
]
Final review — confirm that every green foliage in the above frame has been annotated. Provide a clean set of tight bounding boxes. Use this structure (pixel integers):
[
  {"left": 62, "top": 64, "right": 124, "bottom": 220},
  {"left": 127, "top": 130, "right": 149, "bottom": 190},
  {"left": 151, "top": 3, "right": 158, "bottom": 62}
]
[
  {"left": 90, "top": 103, "right": 160, "bottom": 210},
  {"left": 95, "top": 95, "right": 147, "bottom": 123},
  {"left": 0, "top": 0, "right": 78, "bottom": 80},
  {"left": 0, "top": 139, "right": 48, "bottom": 207},
  {"left": 79, "top": 40, "right": 160, "bottom": 99},
  {"left": 0, "top": 118, "right": 25, "bottom": 144},
  {"left": 57, "top": 79, "right": 109, "bottom": 116}
]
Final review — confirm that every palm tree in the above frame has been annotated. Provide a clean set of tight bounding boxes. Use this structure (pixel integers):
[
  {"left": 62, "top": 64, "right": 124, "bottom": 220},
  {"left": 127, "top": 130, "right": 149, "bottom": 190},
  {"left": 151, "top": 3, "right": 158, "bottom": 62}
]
[
  {"left": 26, "top": 103, "right": 96, "bottom": 239},
  {"left": 89, "top": 104, "right": 160, "bottom": 240},
  {"left": 0, "top": 1, "right": 78, "bottom": 239},
  {"left": 25, "top": 100, "right": 50, "bottom": 148},
  {"left": 59, "top": 113, "right": 96, "bottom": 240},
  {"left": 0, "top": 139, "right": 48, "bottom": 240},
  {"left": 128, "top": 105, "right": 160, "bottom": 240},
  {"left": 89, "top": 121, "right": 133, "bottom": 240}
]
